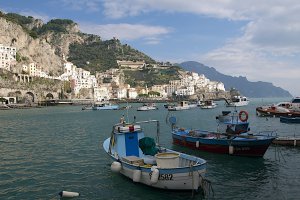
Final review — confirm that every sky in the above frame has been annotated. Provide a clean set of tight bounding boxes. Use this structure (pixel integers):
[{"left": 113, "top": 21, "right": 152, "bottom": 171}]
[{"left": 1, "top": 0, "right": 300, "bottom": 96}]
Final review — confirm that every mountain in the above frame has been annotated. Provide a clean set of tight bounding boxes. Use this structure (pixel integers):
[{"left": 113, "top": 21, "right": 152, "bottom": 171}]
[
  {"left": 179, "top": 61, "right": 292, "bottom": 98},
  {"left": 0, "top": 12, "right": 156, "bottom": 75}
]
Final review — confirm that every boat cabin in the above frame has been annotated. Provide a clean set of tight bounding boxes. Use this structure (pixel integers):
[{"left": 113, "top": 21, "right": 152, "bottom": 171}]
[
  {"left": 180, "top": 101, "right": 189, "bottom": 107},
  {"left": 111, "top": 124, "right": 158, "bottom": 160}
]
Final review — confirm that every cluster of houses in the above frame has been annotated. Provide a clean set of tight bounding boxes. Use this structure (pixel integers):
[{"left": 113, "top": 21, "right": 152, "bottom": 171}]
[{"left": 0, "top": 43, "right": 225, "bottom": 101}]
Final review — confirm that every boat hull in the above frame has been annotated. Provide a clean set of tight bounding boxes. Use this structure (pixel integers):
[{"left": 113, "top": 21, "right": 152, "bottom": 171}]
[
  {"left": 103, "top": 138, "right": 206, "bottom": 190},
  {"left": 137, "top": 107, "right": 157, "bottom": 111},
  {"left": 226, "top": 102, "right": 249, "bottom": 107},
  {"left": 256, "top": 107, "right": 300, "bottom": 117},
  {"left": 172, "top": 134, "right": 274, "bottom": 157},
  {"left": 280, "top": 116, "right": 300, "bottom": 123},
  {"left": 92, "top": 105, "right": 119, "bottom": 110}
]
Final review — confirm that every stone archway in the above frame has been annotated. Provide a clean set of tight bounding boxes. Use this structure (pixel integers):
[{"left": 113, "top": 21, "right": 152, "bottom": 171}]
[
  {"left": 25, "top": 92, "right": 35, "bottom": 104},
  {"left": 9, "top": 97, "right": 16, "bottom": 104},
  {"left": 46, "top": 93, "right": 54, "bottom": 100},
  {"left": 15, "top": 91, "right": 22, "bottom": 103}
]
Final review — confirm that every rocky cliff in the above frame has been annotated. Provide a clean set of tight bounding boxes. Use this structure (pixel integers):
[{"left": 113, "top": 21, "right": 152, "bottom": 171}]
[
  {"left": 0, "top": 12, "right": 91, "bottom": 74},
  {"left": 0, "top": 17, "right": 64, "bottom": 75}
]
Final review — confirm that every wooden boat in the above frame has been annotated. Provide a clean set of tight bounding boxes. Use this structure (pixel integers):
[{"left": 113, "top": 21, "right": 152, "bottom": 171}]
[
  {"left": 225, "top": 96, "right": 249, "bottom": 107},
  {"left": 199, "top": 100, "right": 217, "bottom": 109},
  {"left": 137, "top": 103, "right": 158, "bottom": 111},
  {"left": 256, "top": 105, "right": 300, "bottom": 117},
  {"left": 163, "top": 103, "right": 176, "bottom": 109},
  {"left": 280, "top": 116, "right": 300, "bottom": 123},
  {"left": 120, "top": 105, "right": 132, "bottom": 110},
  {"left": 170, "top": 111, "right": 276, "bottom": 157},
  {"left": 168, "top": 101, "right": 197, "bottom": 111},
  {"left": 82, "top": 105, "right": 93, "bottom": 110},
  {"left": 272, "top": 136, "right": 300, "bottom": 146},
  {"left": 103, "top": 119, "right": 207, "bottom": 190}
]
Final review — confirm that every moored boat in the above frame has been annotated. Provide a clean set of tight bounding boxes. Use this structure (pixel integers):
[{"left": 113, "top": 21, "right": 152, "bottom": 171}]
[
  {"left": 103, "top": 119, "right": 207, "bottom": 190},
  {"left": 199, "top": 100, "right": 217, "bottom": 109},
  {"left": 170, "top": 111, "right": 275, "bottom": 157},
  {"left": 137, "top": 103, "right": 158, "bottom": 111},
  {"left": 92, "top": 102, "right": 119, "bottom": 110},
  {"left": 168, "top": 101, "right": 197, "bottom": 111},
  {"left": 225, "top": 96, "right": 249, "bottom": 107},
  {"left": 82, "top": 105, "right": 93, "bottom": 110},
  {"left": 280, "top": 116, "right": 300, "bottom": 123},
  {"left": 256, "top": 105, "right": 300, "bottom": 117}
]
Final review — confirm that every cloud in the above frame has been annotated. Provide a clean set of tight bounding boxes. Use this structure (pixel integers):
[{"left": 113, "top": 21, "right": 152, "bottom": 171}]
[
  {"left": 80, "top": 23, "right": 172, "bottom": 44},
  {"left": 200, "top": 35, "right": 300, "bottom": 95},
  {"left": 60, "top": 0, "right": 102, "bottom": 12}
]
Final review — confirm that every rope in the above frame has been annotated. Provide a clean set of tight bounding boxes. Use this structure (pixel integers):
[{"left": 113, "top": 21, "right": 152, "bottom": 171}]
[
  {"left": 274, "top": 144, "right": 286, "bottom": 163},
  {"left": 189, "top": 162, "right": 195, "bottom": 198},
  {"left": 199, "top": 173, "right": 214, "bottom": 198}
]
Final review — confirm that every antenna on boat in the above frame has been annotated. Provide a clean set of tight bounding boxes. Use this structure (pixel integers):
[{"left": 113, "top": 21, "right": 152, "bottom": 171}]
[{"left": 126, "top": 102, "right": 129, "bottom": 123}]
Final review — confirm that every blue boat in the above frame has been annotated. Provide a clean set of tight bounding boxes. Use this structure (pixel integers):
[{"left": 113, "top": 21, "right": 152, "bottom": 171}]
[
  {"left": 92, "top": 102, "right": 119, "bottom": 110},
  {"left": 103, "top": 119, "right": 207, "bottom": 190},
  {"left": 280, "top": 116, "right": 300, "bottom": 123},
  {"left": 171, "top": 111, "right": 276, "bottom": 157}
]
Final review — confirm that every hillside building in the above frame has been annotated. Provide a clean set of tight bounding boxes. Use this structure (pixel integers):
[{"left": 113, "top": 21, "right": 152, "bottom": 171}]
[
  {"left": 0, "top": 44, "right": 16, "bottom": 71},
  {"left": 117, "top": 60, "right": 146, "bottom": 70}
]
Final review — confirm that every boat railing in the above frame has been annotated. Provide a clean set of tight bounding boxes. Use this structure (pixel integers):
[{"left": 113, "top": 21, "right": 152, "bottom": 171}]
[
  {"left": 256, "top": 130, "right": 277, "bottom": 137},
  {"left": 134, "top": 120, "right": 160, "bottom": 144}
]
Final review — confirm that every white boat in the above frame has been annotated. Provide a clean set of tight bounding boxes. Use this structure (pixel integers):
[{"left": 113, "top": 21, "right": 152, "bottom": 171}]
[
  {"left": 290, "top": 97, "right": 300, "bottom": 111},
  {"left": 92, "top": 102, "right": 119, "bottom": 110},
  {"left": 199, "top": 100, "right": 217, "bottom": 109},
  {"left": 103, "top": 119, "right": 207, "bottom": 190},
  {"left": 226, "top": 96, "right": 249, "bottom": 107},
  {"left": 137, "top": 103, "right": 158, "bottom": 111},
  {"left": 82, "top": 105, "right": 93, "bottom": 110},
  {"left": 168, "top": 101, "right": 196, "bottom": 111}
]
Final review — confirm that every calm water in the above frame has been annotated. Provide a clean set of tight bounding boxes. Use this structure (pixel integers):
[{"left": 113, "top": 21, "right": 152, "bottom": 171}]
[{"left": 1, "top": 98, "right": 299, "bottom": 200}]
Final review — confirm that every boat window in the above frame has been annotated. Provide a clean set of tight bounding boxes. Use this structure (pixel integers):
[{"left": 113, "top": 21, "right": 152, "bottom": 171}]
[{"left": 292, "top": 98, "right": 300, "bottom": 103}]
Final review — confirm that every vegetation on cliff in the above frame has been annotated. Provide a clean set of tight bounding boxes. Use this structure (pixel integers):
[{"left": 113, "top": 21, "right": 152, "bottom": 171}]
[
  {"left": 68, "top": 38, "right": 156, "bottom": 73},
  {"left": 123, "top": 66, "right": 182, "bottom": 87}
]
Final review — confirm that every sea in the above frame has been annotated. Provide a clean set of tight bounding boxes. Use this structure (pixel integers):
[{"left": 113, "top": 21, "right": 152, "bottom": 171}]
[{"left": 1, "top": 98, "right": 299, "bottom": 200}]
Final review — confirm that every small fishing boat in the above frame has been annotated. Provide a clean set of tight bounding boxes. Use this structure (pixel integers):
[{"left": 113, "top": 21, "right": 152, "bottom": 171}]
[
  {"left": 137, "top": 103, "right": 158, "bottom": 111},
  {"left": 164, "top": 102, "right": 176, "bottom": 109},
  {"left": 120, "top": 105, "right": 132, "bottom": 110},
  {"left": 199, "top": 100, "right": 217, "bottom": 109},
  {"left": 168, "top": 101, "right": 197, "bottom": 111},
  {"left": 170, "top": 111, "right": 276, "bottom": 157},
  {"left": 225, "top": 96, "right": 249, "bottom": 107},
  {"left": 82, "top": 105, "right": 93, "bottom": 110},
  {"left": 103, "top": 119, "right": 207, "bottom": 190},
  {"left": 272, "top": 136, "right": 300, "bottom": 147},
  {"left": 280, "top": 116, "right": 300, "bottom": 123},
  {"left": 92, "top": 102, "right": 119, "bottom": 110},
  {"left": 256, "top": 105, "right": 300, "bottom": 117}
]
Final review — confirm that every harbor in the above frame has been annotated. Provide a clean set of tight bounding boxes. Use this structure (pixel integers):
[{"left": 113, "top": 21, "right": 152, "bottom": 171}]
[{"left": 1, "top": 98, "right": 299, "bottom": 199}]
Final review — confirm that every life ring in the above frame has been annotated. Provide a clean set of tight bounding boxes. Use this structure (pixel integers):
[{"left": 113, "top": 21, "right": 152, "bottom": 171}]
[{"left": 239, "top": 110, "right": 248, "bottom": 122}]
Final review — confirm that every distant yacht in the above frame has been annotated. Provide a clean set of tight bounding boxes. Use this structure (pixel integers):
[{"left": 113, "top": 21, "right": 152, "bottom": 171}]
[{"left": 225, "top": 96, "right": 249, "bottom": 107}]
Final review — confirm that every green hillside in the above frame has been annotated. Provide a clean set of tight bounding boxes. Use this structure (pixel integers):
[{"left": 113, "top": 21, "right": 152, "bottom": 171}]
[{"left": 1, "top": 12, "right": 180, "bottom": 86}]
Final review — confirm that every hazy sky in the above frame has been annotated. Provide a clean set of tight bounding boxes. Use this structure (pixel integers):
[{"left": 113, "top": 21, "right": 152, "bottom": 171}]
[{"left": 1, "top": 0, "right": 300, "bottom": 96}]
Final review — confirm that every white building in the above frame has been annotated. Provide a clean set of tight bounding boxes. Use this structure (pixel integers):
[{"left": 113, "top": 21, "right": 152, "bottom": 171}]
[
  {"left": 0, "top": 44, "right": 16, "bottom": 71},
  {"left": 128, "top": 88, "right": 138, "bottom": 99},
  {"left": 94, "top": 86, "right": 110, "bottom": 101},
  {"left": 116, "top": 87, "right": 127, "bottom": 99},
  {"left": 176, "top": 86, "right": 195, "bottom": 96},
  {"left": 117, "top": 60, "right": 146, "bottom": 70},
  {"left": 151, "top": 84, "right": 168, "bottom": 98}
]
